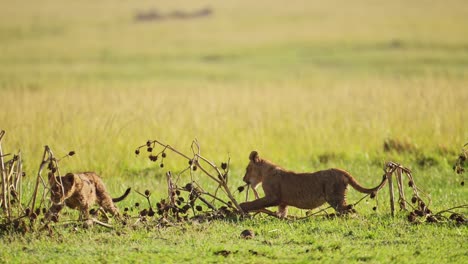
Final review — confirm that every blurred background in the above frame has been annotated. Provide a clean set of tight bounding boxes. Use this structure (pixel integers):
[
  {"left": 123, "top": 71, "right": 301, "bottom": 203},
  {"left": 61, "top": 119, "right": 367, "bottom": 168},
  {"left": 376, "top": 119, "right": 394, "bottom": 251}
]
[{"left": 0, "top": 1, "right": 467, "bottom": 196}]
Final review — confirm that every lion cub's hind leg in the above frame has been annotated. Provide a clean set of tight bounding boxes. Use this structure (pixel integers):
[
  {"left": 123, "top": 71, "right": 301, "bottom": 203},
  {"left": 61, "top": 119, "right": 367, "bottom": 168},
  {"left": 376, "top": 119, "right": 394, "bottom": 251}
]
[
  {"left": 326, "top": 183, "right": 355, "bottom": 215},
  {"left": 277, "top": 204, "right": 288, "bottom": 219}
]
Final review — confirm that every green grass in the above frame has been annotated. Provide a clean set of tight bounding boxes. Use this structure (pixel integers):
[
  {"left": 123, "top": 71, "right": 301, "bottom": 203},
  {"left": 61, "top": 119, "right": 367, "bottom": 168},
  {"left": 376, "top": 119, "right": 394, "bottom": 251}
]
[{"left": 0, "top": 0, "right": 467, "bottom": 263}]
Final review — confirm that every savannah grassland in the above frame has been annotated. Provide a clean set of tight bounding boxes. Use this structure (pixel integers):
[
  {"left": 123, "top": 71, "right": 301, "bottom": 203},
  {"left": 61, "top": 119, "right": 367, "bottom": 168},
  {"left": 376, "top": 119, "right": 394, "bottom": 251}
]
[{"left": 0, "top": 0, "right": 467, "bottom": 263}]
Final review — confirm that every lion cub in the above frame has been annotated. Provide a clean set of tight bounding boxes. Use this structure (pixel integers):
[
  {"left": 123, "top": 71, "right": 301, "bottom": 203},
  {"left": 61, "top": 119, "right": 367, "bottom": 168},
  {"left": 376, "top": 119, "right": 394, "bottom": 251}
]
[
  {"left": 240, "top": 151, "right": 387, "bottom": 217},
  {"left": 47, "top": 172, "right": 131, "bottom": 221}
]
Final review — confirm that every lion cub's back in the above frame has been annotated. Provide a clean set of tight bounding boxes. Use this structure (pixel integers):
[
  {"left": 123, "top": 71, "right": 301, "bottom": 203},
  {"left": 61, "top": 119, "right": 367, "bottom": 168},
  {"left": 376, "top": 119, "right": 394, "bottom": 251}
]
[{"left": 80, "top": 172, "right": 111, "bottom": 198}]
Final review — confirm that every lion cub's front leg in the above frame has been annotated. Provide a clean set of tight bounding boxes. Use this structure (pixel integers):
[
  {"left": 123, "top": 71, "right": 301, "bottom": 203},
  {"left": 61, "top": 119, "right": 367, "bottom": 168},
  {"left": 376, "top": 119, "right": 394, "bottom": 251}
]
[{"left": 240, "top": 196, "right": 280, "bottom": 213}]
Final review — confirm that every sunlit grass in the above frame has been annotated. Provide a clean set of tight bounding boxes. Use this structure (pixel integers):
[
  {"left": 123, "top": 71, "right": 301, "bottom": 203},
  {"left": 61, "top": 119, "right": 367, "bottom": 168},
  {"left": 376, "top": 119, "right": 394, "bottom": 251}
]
[{"left": 0, "top": 0, "right": 467, "bottom": 263}]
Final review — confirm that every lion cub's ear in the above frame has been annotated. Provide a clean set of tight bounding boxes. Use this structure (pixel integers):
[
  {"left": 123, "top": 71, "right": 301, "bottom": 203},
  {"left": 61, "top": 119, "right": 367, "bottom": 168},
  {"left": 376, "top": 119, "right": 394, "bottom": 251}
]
[
  {"left": 249, "top": 151, "right": 260, "bottom": 163},
  {"left": 64, "top": 173, "right": 75, "bottom": 185}
]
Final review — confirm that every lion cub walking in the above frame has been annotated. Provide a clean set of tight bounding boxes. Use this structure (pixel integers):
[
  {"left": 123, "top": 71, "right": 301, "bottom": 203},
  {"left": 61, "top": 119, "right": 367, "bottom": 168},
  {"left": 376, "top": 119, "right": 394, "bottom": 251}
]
[
  {"left": 240, "top": 151, "right": 387, "bottom": 217},
  {"left": 47, "top": 172, "right": 131, "bottom": 221}
]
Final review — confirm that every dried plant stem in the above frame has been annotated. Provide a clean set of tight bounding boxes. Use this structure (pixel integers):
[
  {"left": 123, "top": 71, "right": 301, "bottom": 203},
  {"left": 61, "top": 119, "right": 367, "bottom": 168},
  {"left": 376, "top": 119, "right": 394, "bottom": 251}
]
[
  {"left": 140, "top": 139, "right": 244, "bottom": 213},
  {"left": 0, "top": 130, "right": 10, "bottom": 218}
]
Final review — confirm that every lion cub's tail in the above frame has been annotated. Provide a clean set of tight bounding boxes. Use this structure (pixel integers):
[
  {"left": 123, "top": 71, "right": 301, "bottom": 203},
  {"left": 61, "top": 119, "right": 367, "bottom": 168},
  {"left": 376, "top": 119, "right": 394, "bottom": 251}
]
[
  {"left": 112, "top": 188, "right": 131, "bottom": 203},
  {"left": 347, "top": 173, "right": 387, "bottom": 194}
]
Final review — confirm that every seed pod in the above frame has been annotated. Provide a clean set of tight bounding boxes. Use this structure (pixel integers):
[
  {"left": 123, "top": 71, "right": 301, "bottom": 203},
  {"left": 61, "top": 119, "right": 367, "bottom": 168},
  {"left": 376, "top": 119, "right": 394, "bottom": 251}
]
[
  {"left": 68, "top": 151, "right": 76, "bottom": 156},
  {"left": 460, "top": 154, "right": 466, "bottom": 162},
  {"left": 140, "top": 209, "right": 148, "bottom": 217},
  {"left": 135, "top": 202, "right": 140, "bottom": 207},
  {"left": 148, "top": 209, "right": 155, "bottom": 217},
  {"left": 221, "top": 162, "right": 228, "bottom": 170},
  {"left": 370, "top": 192, "right": 376, "bottom": 199},
  {"left": 146, "top": 140, "right": 152, "bottom": 147},
  {"left": 124, "top": 207, "right": 129, "bottom": 212},
  {"left": 144, "top": 190, "right": 150, "bottom": 196},
  {"left": 411, "top": 196, "right": 418, "bottom": 203},
  {"left": 162, "top": 152, "right": 166, "bottom": 158},
  {"left": 188, "top": 160, "right": 193, "bottom": 165},
  {"left": 192, "top": 165, "right": 197, "bottom": 171},
  {"left": 175, "top": 190, "right": 181, "bottom": 196},
  {"left": 414, "top": 210, "right": 424, "bottom": 216},
  {"left": 237, "top": 186, "right": 245, "bottom": 193},
  {"left": 196, "top": 205, "right": 203, "bottom": 211},
  {"left": 156, "top": 203, "right": 162, "bottom": 209},
  {"left": 461, "top": 181, "right": 465, "bottom": 186},
  {"left": 147, "top": 147, "right": 153, "bottom": 152},
  {"left": 183, "top": 204, "right": 191, "bottom": 211},
  {"left": 160, "top": 163, "right": 164, "bottom": 168},
  {"left": 35, "top": 208, "right": 41, "bottom": 216},
  {"left": 135, "top": 149, "right": 140, "bottom": 155},
  {"left": 408, "top": 212, "right": 416, "bottom": 223},
  {"left": 185, "top": 183, "right": 193, "bottom": 191},
  {"left": 372, "top": 206, "right": 377, "bottom": 211},
  {"left": 426, "top": 216, "right": 438, "bottom": 223},
  {"left": 240, "top": 229, "right": 255, "bottom": 239},
  {"left": 408, "top": 180, "right": 414, "bottom": 187}
]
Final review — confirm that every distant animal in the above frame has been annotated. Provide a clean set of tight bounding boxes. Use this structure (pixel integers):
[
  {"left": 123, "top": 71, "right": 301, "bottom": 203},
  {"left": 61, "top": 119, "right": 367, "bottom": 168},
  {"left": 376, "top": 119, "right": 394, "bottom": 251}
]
[
  {"left": 47, "top": 172, "right": 131, "bottom": 221},
  {"left": 240, "top": 151, "right": 387, "bottom": 217}
]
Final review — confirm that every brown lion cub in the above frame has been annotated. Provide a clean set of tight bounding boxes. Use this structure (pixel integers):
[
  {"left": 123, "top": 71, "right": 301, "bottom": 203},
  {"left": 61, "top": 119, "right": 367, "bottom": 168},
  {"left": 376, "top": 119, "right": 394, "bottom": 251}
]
[
  {"left": 47, "top": 172, "right": 131, "bottom": 221},
  {"left": 240, "top": 151, "right": 387, "bottom": 217}
]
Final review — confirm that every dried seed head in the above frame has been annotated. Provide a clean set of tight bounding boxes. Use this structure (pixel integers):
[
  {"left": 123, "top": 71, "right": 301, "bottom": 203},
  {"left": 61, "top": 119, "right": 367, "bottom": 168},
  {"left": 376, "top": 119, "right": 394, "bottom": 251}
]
[
  {"left": 372, "top": 206, "right": 377, "bottom": 211},
  {"left": 221, "top": 162, "right": 227, "bottom": 170},
  {"left": 240, "top": 229, "right": 255, "bottom": 239},
  {"left": 408, "top": 180, "right": 414, "bottom": 187},
  {"left": 144, "top": 190, "right": 150, "bottom": 196},
  {"left": 148, "top": 209, "right": 155, "bottom": 217},
  {"left": 135, "top": 202, "right": 140, "bottom": 207},
  {"left": 68, "top": 151, "right": 76, "bottom": 156},
  {"left": 135, "top": 149, "right": 140, "bottom": 155},
  {"left": 182, "top": 204, "right": 191, "bottom": 211},
  {"left": 414, "top": 210, "right": 424, "bottom": 216},
  {"left": 237, "top": 186, "right": 245, "bottom": 193},
  {"left": 185, "top": 183, "right": 193, "bottom": 191},
  {"left": 147, "top": 147, "right": 153, "bottom": 152},
  {"left": 160, "top": 163, "right": 164, "bottom": 168},
  {"left": 460, "top": 154, "right": 466, "bottom": 162},
  {"left": 370, "top": 192, "right": 376, "bottom": 199},
  {"left": 426, "top": 216, "right": 438, "bottom": 223},
  {"left": 192, "top": 165, "right": 197, "bottom": 171},
  {"left": 124, "top": 207, "right": 129, "bottom": 212},
  {"left": 196, "top": 205, "right": 203, "bottom": 211},
  {"left": 146, "top": 140, "right": 152, "bottom": 147},
  {"left": 411, "top": 196, "right": 418, "bottom": 203},
  {"left": 35, "top": 208, "right": 41, "bottom": 215},
  {"left": 407, "top": 213, "right": 416, "bottom": 223},
  {"left": 22, "top": 172, "right": 26, "bottom": 177},
  {"left": 162, "top": 152, "right": 166, "bottom": 158},
  {"left": 461, "top": 181, "right": 465, "bottom": 186},
  {"left": 140, "top": 209, "right": 148, "bottom": 216},
  {"left": 42, "top": 208, "right": 47, "bottom": 214},
  {"left": 175, "top": 190, "right": 181, "bottom": 196},
  {"left": 25, "top": 208, "right": 31, "bottom": 215},
  {"left": 156, "top": 203, "right": 162, "bottom": 209},
  {"left": 188, "top": 160, "right": 193, "bottom": 165},
  {"left": 455, "top": 215, "right": 465, "bottom": 223}
]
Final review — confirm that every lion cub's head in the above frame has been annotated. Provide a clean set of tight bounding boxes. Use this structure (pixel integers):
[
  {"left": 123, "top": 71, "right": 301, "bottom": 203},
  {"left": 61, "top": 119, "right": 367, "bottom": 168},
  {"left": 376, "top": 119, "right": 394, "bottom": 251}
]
[
  {"left": 243, "top": 151, "right": 265, "bottom": 189},
  {"left": 49, "top": 172, "right": 77, "bottom": 204}
]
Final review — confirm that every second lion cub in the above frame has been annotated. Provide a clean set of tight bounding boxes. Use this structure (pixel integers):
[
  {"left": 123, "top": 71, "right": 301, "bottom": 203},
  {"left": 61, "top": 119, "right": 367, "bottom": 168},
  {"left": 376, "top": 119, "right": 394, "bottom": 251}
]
[{"left": 47, "top": 172, "right": 131, "bottom": 221}]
